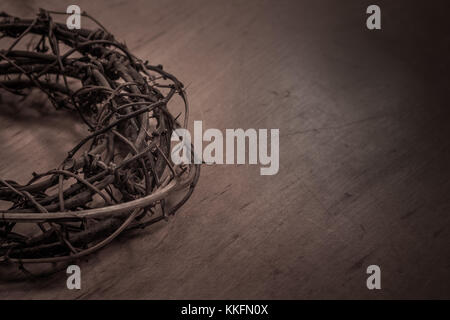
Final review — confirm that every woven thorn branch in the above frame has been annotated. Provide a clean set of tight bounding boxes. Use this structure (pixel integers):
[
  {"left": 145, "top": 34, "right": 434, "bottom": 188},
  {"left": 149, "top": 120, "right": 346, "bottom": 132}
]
[{"left": 0, "top": 9, "right": 200, "bottom": 267}]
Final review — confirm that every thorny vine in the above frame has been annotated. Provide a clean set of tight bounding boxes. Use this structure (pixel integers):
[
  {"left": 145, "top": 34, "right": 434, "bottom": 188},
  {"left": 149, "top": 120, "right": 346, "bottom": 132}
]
[{"left": 0, "top": 9, "right": 200, "bottom": 270}]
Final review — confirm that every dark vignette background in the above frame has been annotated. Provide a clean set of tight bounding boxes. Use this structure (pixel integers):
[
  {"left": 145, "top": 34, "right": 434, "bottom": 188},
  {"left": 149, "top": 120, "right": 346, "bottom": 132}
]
[{"left": 0, "top": 0, "right": 449, "bottom": 299}]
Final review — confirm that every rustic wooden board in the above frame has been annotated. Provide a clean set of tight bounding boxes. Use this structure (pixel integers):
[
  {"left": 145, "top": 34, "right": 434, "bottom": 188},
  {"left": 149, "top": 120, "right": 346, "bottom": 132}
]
[{"left": 0, "top": 0, "right": 449, "bottom": 299}]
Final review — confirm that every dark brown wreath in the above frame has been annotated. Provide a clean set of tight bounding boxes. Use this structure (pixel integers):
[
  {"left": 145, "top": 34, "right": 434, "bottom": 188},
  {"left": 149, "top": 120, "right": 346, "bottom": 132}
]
[{"left": 0, "top": 9, "right": 200, "bottom": 268}]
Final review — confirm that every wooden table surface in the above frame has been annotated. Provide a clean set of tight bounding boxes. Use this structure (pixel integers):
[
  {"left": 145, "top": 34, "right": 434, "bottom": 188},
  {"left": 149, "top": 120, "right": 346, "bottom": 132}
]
[{"left": 1, "top": 0, "right": 449, "bottom": 299}]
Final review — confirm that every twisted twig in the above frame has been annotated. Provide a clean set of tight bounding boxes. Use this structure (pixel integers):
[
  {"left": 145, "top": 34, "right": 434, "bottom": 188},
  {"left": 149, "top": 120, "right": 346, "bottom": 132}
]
[{"left": 0, "top": 9, "right": 200, "bottom": 267}]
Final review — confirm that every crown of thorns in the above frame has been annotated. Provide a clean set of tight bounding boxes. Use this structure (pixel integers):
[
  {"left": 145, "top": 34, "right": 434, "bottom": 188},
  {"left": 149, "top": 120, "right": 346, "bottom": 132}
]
[{"left": 0, "top": 9, "right": 200, "bottom": 268}]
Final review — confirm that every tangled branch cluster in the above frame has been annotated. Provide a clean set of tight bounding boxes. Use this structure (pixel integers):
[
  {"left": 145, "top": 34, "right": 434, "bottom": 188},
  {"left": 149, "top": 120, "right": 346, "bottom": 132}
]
[{"left": 0, "top": 10, "right": 199, "bottom": 268}]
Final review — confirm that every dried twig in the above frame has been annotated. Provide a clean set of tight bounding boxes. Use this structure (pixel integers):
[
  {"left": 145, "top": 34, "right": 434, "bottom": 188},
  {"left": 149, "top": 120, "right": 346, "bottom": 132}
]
[{"left": 0, "top": 10, "right": 200, "bottom": 267}]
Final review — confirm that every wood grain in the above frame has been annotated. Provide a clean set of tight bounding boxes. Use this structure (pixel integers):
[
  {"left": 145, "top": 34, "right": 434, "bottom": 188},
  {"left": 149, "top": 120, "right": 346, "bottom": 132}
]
[{"left": 0, "top": 0, "right": 449, "bottom": 299}]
